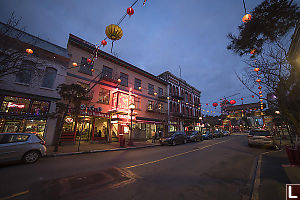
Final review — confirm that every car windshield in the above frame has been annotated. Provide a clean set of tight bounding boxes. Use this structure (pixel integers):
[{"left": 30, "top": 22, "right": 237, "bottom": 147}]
[{"left": 249, "top": 130, "right": 271, "bottom": 136}]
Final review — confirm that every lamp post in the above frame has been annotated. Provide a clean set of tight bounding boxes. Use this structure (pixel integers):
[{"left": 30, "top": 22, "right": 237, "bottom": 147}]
[{"left": 128, "top": 103, "right": 135, "bottom": 146}]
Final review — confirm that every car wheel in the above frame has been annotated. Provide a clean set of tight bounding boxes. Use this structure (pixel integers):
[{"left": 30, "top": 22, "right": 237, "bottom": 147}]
[
  {"left": 183, "top": 139, "right": 187, "bottom": 144},
  {"left": 172, "top": 140, "right": 176, "bottom": 146},
  {"left": 23, "top": 150, "right": 41, "bottom": 164}
]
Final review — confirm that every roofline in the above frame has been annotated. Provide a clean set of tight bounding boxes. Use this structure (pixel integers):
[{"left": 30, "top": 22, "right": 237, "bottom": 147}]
[{"left": 68, "top": 34, "right": 168, "bottom": 85}]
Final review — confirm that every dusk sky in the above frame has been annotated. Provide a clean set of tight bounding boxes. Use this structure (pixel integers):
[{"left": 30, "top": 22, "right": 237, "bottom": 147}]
[{"left": 0, "top": 0, "right": 264, "bottom": 115}]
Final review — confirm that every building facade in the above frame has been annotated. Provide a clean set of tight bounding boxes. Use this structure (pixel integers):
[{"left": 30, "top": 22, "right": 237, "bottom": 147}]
[
  {"left": 158, "top": 71, "right": 201, "bottom": 132},
  {"left": 62, "top": 34, "right": 168, "bottom": 143},
  {"left": 0, "top": 22, "right": 69, "bottom": 144}
]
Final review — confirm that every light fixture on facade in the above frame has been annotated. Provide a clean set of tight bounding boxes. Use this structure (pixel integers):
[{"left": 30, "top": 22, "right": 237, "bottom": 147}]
[{"left": 275, "top": 111, "right": 280, "bottom": 114}]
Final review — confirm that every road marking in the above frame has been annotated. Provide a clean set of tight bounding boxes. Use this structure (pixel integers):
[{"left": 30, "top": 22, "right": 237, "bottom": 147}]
[
  {"left": 0, "top": 190, "right": 29, "bottom": 200},
  {"left": 124, "top": 139, "right": 232, "bottom": 169}
]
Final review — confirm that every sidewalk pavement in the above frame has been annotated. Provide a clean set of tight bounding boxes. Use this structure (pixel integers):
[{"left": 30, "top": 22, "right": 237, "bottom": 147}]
[
  {"left": 46, "top": 140, "right": 160, "bottom": 157},
  {"left": 258, "top": 149, "right": 300, "bottom": 200}
]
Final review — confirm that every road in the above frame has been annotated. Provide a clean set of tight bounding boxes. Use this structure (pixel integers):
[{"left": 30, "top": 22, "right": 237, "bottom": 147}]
[{"left": 0, "top": 134, "right": 272, "bottom": 200}]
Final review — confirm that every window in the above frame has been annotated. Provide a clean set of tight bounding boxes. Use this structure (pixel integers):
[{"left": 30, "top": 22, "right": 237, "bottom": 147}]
[
  {"left": 120, "top": 72, "right": 128, "bottom": 87},
  {"left": 30, "top": 101, "right": 50, "bottom": 115},
  {"left": 134, "top": 78, "right": 142, "bottom": 90},
  {"left": 148, "top": 84, "right": 154, "bottom": 95},
  {"left": 135, "top": 97, "right": 141, "bottom": 110},
  {"left": 158, "top": 103, "right": 163, "bottom": 112},
  {"left": 98, "top": 88, "right": 110, "bottom": 104},
  {"left": 158, "top": 87, "right": 163, "bottom": 97},
  {"left": 0, "top": 96, "right": 31, "bottom": 114},
  {"left": 147, "top": 100, "right": 154, "bottom": 111},
  {"left": 4, "top": 134, "right": 29, "bottom": 144},
  {"left": 79, "top": 57, "right": 93, "bottom": 75},
  {"left": 42, "top": 67, "right": 57, "bottom": 89},
  {"left": 15, "top": 60, "right": 34, "bottom": 84},
  {"left": 102, "top": 65, "right": 113, "bottom": 78}
]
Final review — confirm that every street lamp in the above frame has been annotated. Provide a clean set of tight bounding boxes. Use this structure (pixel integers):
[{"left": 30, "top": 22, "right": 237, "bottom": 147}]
[{"left": 128, "top": 103, "right": 135, "bottom": 146}]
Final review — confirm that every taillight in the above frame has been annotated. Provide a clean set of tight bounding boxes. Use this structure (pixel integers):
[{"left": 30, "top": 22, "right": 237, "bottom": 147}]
[
  {"left": 265, "top": 136, "right": 273, "bottom": 138},
  {"left": 40, "top": 140, "right": 46, "bottom": 145}
]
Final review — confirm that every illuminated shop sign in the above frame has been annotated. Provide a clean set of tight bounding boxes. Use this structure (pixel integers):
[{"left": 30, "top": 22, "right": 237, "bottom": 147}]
[
  {"left": 80, "top": 104, "right": 102, "bottom": 112},
  {"left": 79, "top": 110, "right": 109, "bottom": 118},
  {"left": 111, "top": 114, "right": 136, "bottom": 120},
  {"left": 7, "top": 102, "right": 25, "bottom": 109},
  {"left": 111, "top": 92, "right": 134, "bottom": 110},
  {"left": 65, "top": 117, "right": 74, "bottom": 123}
]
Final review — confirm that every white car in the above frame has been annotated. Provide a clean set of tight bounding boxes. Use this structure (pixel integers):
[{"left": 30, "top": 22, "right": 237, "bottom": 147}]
[
  {"left": 0, "top": 133, "right": 47, "bottom": 164},
  {"left": 248, "top": 130, "right": 274, "bottom": 148}
]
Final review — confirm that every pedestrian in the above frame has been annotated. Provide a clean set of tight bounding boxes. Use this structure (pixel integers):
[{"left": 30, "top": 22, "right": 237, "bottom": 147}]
[{"left": 152, "top": 130, "right": 156, "bottom": 143}]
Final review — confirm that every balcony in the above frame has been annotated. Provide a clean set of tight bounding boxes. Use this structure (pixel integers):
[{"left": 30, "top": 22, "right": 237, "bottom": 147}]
[
  {"left": 99, "top": 72, "right": 119, "bottom": 84},
  {"left": 170, "top": 93, "right": 184, "bottom": 100}
]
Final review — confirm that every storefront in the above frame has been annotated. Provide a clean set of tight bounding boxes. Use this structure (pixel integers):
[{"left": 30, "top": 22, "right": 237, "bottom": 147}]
[
  {"left": 60, "top": 105, "right": 110, "bottom": 143},
  {"left": 0, "top": 95, "right": 50, "bottom": 138}
]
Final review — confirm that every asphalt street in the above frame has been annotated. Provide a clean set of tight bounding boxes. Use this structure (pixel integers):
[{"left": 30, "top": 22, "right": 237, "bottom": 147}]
[{"left": 0, "top": 134, "right": 272, "bottom": 200}]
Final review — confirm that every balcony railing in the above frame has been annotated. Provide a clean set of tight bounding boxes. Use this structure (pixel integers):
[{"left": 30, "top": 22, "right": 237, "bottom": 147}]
[{"left": 170, "top": 93, "right": 184, "bottom": 100}]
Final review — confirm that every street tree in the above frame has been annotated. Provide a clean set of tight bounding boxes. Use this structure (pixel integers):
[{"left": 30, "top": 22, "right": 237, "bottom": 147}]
[{"left": 53, "top": 83, "right": 91, "bottom": 152}]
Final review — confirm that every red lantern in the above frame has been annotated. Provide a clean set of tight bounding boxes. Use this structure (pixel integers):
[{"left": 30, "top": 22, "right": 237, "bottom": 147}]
[
  {"left": 256, "top": 79, "right": 261, "bottom": 83},
  {"left": 254, "top": 68, "right": 260, "bottom": 72},
  {"left": 206, "top": 104, "right": 208, "bottom": 106},
  {"left": 260, "top": 99, "right": 263, "bottom": 102},
  {"left": 241, "top": 98, "right": 244, "bottom": 100},
  {"left": 230, "top": 100, "right": 236, "bottom": 105},
  {"left": 101, "top": 40, "right": 107, "bottom": 46},
  {"left": 87, "top": 58, "right": 92, "bottom": 63},
  {"left": 259, "top": 91, "right": 262, "bottom": 94},
  {"left": 259, "top": 95, "right": 263, "bottom": 97},
  {"left": 72, "top": 62, "right": 78, "bottom": 67},
  {"left": 127, "top": 7, "right": 134, "bottom": 16},
  {"left": 91, "top": 69, "right": 94, "bottom": 72},
  {"left": 242, "top": 14, "right": 252, "bottom": 23},
  {"left": 251, "top": 95, "right": 254, "bottom": 98},
  {"left": 258, "top": 86, "right": 262, "bottom": 89},
  {"left": 250, "top": 49, "right": 256, "bottom": 55},
  {"left": 212, "top": 102, "right": 218, "bottom": 107},
  {"left": 26, "top": 48, "right": 33, "bottom": 54}
]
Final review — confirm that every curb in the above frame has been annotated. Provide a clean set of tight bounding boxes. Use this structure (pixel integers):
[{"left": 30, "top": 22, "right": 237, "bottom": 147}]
[{"left": 46, "top": 144, "right": 161, "bottom": 157}]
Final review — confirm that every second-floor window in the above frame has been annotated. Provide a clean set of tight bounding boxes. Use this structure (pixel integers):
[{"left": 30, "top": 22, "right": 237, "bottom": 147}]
[
  {"left": 42, "top": 67, "right": 57, "bottom": 89},
  {"left": 98, "top": 88, "right": 110, "bottom": 104},
  {"left": 158, "top": 87, "right": 163, "bottom": 97},
  {"left": 120, "top": 72, "right": 128, "bottom": 87},
  {"left": 15, "top": 60, "right": 34, "bottom": 84},
  {"left": 158, "top": 103, "right": 163, "bottom": 112},
  {"left": 134, "top": 78, "right": 141, "bottom": 90},
  {"left": 147, "top": 100, "right": 153, "bottom": 110},
  {"left": 134, "top": 97, "right": 141, "bottom": 110},
  {"left": 79, "top": 57, "right": 93, "bottom": 75},
  {"left": 102, "top": 66, "right": 113, "bottom": 78},
  {"left": 148, "top": 84, "right": 154, "bottom": 95}
]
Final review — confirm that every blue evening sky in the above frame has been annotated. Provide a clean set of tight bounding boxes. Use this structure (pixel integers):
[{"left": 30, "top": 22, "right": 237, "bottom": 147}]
[{"left": 0, "top": 0, "right": 263, "bottom": 115}]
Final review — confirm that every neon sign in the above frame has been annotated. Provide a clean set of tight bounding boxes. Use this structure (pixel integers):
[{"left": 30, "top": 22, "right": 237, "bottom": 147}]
[
  {"left": 7, "top": 102, "right": 25, "bottom": 109},
  {"left": 111, "top": 92, "right": 134, "bottom": 110}
]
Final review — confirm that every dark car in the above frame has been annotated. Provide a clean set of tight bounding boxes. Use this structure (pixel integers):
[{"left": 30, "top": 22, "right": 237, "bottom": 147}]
[
  {"left": 222, "top": 131, "right": 230, "bottom": 136},
  {"left": 213, "top": 130, "right": 222, "bottom": 138},
  {"left": 202, "top": 131, "right": 213, "bottom": 140},
  {"left": 248, "top": 129, "right": 275, "bottom": 148},
  {"left": 160, "top": 131, "right": 187, "bottom": 146},
  {"left": 186, "top": 131, "right": 203, "bottom": 142}
]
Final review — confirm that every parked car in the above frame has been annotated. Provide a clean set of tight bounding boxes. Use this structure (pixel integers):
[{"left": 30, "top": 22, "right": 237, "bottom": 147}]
[
  {"left": 186, "top": 131, "right": 203, "bottom": 142},
  {"left": 222, "top": 131, "right": 230, "bottom": 136},
  {"left": 0, "top": 133, "right": 47, "bottom": 164},
  {"left": 160, "top": 131, "right": 187, "bottom": 146},
  {"left": 213, "top": 130, "right": 222, "bottom": 138},
  {"left": 202, "top": 131, "right": 213, "bottom": 140},
  {"left": 248, "top": 129, "right": 275, "bottom": 148}
]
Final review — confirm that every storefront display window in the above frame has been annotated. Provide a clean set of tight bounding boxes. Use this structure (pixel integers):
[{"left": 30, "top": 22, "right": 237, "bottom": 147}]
[
  {"left": 24, "top": 120, "right": 47, "bottom": 138},
  {"left": 30, "top": 101, "right": 50, "bottom": 115},
  {"left": 94, "top": 118, "right": 108, "bottom": 138},
  {"left": 2, "top": 121, "right": 21, "bottom": 133},
  {"left": 0, "top": 96, "right": 30, "bottom": 114},
  {"left": 76, "top": 116, "right": 93, "bottom": 141}
]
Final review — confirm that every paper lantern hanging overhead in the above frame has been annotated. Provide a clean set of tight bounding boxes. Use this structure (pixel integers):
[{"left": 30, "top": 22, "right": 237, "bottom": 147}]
[
  {"left": 254, "top": 68, "right": 260, "bottom": 72},
  {"left": 212, "top": 102, "right": 218, "bottom": 107},
  {"left": 230, "top": 100, "right": 236, "bottom": 105},
  {"left": 105, "top": 24, "right": 123, "bottom": 41},
  {"left": 252, "top": 95, "right": 254, "bottom": 98},
  {"left": 101, "top": 40, "right": 107, "bottom": 46},
  {"left": 258, "top": 86, "right": 262, "bottom": 89},
  {"left": 26, "top": 48, "right": 33, "bottom": 54},
  {"left": 256, "top": 79, "right": 261, "bottom": 83},
  {"left": 127, "top": 7, "right": 134, "bottom": 16},
  {"left": 242, "top": 14, "right": 252, "bottom": 23}
]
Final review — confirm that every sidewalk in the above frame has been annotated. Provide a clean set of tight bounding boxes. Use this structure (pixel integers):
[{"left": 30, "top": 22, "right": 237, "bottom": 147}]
[
  {"left": 46, "top": 140, "right": 160, "bottom": 157},
  {"left": 258, "top": 149, "right": 300, "bottom": 200}
]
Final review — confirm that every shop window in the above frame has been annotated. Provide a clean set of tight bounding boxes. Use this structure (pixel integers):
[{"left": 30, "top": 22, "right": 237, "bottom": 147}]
[
  {"left": 120, "top": 72, "right": 128, "bottom": 87},
  {"left": 98, "top": 88, "right": 110, "bottom": 104},
  {"left": 158, "top": 103, "right": 163, "bottom": 112},
  {"left": 42, "top": 67, "right": 57, "bottom": 89},
  {"left": 134, "top": 78, "right": 141, "bottom": 90},
  {"left": 79, "top": 57, "right": 93, "bottom": 75},
  {"left": 158, "top": 87, "right": 163, "bottom": 97},
  {"left": 24, "top": 120, "right": 47, "bottom": 138},
  {"left": 30, "top": 101, "right": 50, "bottom": 115},
  {"left": 15, "top": 60, "right": 34, "bottom": 84},
  {"left": 135, "top": 97, "right": 141, "bottom": 110},
  {"left": 148, "top": 84, "right": 154, "bottom": 95},
  {"left": 102, "top": 65, "right": 112, "bottom": 78},
  {"left": 147, "top": 100, "right": 154, "bottom": 111},
  {"left": 0, "top": 96, "right": 30, "bottom": 114}
]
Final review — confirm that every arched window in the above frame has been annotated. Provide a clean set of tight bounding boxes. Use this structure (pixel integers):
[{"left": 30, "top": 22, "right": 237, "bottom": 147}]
[
  {"left": 42, "top": 67, "right": 57, "bottom": 89},
  {"left": 15, "top": 60, "right": 34, "bottom": 84}
]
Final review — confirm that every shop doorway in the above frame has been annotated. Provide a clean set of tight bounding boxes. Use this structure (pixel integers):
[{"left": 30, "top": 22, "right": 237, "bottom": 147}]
[{"left": 76, "top": 116, "right": 93, "bottom": 141}]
